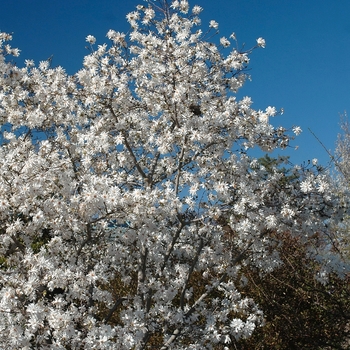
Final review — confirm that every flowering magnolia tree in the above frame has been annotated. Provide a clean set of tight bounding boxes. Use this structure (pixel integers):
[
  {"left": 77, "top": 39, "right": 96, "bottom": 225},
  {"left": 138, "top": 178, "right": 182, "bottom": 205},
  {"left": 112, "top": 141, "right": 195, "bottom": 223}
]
[{"left": 0, "top": 1, "right": 345, "bottom": 349}]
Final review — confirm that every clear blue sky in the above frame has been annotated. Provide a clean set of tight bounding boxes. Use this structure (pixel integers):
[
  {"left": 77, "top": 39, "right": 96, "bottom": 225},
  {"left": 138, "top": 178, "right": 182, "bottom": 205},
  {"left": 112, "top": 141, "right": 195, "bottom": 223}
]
[{"left": 1, "top": 0, "right": 349, "bottom": 167}]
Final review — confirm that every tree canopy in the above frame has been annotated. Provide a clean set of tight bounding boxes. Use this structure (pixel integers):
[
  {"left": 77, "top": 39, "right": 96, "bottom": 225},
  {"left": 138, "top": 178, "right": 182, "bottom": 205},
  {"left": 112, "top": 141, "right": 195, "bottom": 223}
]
[{"left": 0, "top": 1, "right": 348, "bottom": 349}]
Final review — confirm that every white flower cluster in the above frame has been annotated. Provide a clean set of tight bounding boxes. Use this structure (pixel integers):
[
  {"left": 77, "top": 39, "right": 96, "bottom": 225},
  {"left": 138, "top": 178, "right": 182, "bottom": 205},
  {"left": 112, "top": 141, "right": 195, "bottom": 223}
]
[{"left": 0, "top": 1, "right": 344, "bottom": 348}]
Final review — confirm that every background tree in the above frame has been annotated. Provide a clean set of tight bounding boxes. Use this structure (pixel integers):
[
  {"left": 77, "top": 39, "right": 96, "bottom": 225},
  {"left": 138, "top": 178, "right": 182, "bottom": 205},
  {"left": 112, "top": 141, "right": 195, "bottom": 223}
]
[
  {"left": 332, "top": 113, "right": 350, "bottom": 259},
  {"left": 336, "top": 114, "right": 350, "bottom": 180},
  {"left": 0, "top": 1, "right": 346, "bottom": 349}
]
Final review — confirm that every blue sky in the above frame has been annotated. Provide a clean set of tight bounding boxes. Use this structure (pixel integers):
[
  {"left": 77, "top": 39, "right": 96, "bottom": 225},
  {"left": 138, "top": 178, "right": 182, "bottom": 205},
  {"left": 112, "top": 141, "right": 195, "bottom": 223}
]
[{"left": 1, "top": 0, "right": 349, "bottom": 167}]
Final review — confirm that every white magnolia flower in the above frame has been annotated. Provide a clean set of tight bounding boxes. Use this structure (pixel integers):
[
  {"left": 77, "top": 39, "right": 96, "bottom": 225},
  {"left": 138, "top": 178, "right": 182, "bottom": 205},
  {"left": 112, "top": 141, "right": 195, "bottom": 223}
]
[
  {"left": 292, "top": 126, "right": 302, "bottom": 135},
  {"left": 220, "top": 37, "right": 230, "bottom": 47},
  {"left": 192, "top": 5, "right": 203, "bottom": 14},
  {"left": 300, "top": 180, "right": 313, "bottom": 193},
  {"left": 85, "top": 35, "right": 96, "bottom": 44},
  {"left": 256, "top": 37, "right": 266, "bottom": 48},
  {"left": 209, "top": 20, "right": 219, "bottom": 29}
]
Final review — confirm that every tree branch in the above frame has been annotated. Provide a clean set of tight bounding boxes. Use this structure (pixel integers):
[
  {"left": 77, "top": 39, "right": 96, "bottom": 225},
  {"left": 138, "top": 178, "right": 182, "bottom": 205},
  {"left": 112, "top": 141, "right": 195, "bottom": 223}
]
[
  {"left": 104, "top": 297, "right": 126, "bottom": 323},
  {"left": 180, "top": 237, "right": 204, "bottom": 310},
  {"left": 147, "top": 151, "right": 160, "bottom": 187},
  {"left": 122, "top": 132, "right": 148, "bottom": 180},
  {"left": 175, "top": 144, "right": 185, "bottom": 196},
  {"left": 161, "top": 222, "right": 185, "bottom": 272}
]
